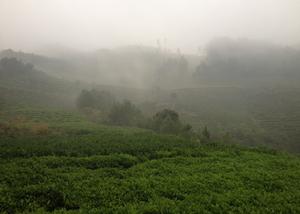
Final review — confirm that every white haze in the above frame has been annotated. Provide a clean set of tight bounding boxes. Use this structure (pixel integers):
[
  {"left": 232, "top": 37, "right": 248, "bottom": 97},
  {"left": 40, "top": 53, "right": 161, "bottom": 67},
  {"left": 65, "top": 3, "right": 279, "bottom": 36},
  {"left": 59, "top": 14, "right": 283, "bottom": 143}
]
[{"left": 0, "top": 0, "right": 299, "bottom": 54}]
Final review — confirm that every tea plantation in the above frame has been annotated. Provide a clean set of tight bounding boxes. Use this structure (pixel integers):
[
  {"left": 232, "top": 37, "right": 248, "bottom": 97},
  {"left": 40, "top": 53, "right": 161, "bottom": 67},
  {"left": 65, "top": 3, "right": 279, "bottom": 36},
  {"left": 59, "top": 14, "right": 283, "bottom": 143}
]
[{"left": 0, "top": 109, "right": 300, "bottom": 213}]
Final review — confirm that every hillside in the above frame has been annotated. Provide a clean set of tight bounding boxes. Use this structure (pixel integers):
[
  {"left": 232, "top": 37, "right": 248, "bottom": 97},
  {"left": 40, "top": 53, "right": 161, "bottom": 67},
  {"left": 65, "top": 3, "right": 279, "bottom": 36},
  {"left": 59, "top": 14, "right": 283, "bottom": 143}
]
[
  {"left": 0, "top": 57, "right": 81, "bottom": 109},
  {"left": 195, "top": 38, "right": 300, "bottom": 87},
  {"left": 172, "top": 86, "right": 300, "bottom": 152},
  {"left": 0, "top": 55, "right": 299, "bottom": 152},
  {"left": 0, "top": 49, "right": 299, "bottom": 213},
  {"left": 0, "top": 47, "right": 199, "bottom": 89},
  {"left": 0, "top": 108, "right": 299, "bottom": 213}
]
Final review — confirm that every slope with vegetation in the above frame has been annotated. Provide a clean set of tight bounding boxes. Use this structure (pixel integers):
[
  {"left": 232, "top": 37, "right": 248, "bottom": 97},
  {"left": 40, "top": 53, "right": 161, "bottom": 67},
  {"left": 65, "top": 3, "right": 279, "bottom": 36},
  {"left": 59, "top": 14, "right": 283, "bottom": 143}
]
[
  {"left": 1, "top": 47, "right": 300, "bottom": 152},
  {"left": 0, "top": 57, "right": 81, "bottom": 109},
  {"left": 0, "top": 108, "right": 299, "bottom": 213},
  {"left": 0, "top": 42, "right": 300, "bottom": 213}
]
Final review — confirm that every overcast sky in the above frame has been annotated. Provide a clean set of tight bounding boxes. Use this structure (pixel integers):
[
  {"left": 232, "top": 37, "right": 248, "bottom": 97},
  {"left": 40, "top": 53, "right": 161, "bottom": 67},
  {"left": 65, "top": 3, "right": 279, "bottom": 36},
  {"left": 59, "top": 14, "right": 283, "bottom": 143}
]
[{"left": 0, "top": 0, "right": 299, "bottom": 54}]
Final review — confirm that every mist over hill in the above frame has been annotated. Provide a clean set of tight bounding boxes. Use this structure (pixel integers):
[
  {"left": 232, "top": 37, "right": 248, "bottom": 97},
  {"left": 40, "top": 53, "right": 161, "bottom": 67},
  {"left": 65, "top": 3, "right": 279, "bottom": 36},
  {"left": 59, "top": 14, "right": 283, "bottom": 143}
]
[
  {"left": 2, "top": 38, "right": 300, "bottom": 89},
  {"left": 1, "top": 38, "right": 300, "bottom": 152},
  {"left": 195, "top": 38, "right": 300, "bottom": 87},
  {"left": 1, "top": 0, "right": 300, "bottom": 212}
]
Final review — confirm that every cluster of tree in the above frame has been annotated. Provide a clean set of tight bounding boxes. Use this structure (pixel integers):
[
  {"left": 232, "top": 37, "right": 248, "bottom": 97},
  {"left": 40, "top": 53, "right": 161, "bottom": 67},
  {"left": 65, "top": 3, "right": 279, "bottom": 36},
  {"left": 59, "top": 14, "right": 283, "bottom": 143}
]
[
  {"left": 150, "top": 109, "right": 191, "bottom": 136},
  {"left": 77, "top": 89, "right": 144, "bottom": 126},
  {"left": 3, "top": 39, "right": 300, "bottom": 89},
  {"left": 108, "top": 100, "right": 144, "bottom": 126},
  {"left": 194, "top": 37, "right": 300, "bottom": 87},
  {"left": 76, "top": 89, "right": 115, "bottom": 112},
  {"left": 1, "top": 47, "right": 195, "bottom": 89},
  {"left": 76, "top": 89, "right": 211, "bottom": 139}
]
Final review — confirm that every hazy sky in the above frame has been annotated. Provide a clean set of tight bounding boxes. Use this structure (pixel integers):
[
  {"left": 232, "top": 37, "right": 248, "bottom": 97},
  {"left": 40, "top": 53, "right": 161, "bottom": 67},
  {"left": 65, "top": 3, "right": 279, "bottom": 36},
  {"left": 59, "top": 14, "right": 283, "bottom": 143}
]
[{"left": 0, "top": 0, "right": 299, "bottom": 53}]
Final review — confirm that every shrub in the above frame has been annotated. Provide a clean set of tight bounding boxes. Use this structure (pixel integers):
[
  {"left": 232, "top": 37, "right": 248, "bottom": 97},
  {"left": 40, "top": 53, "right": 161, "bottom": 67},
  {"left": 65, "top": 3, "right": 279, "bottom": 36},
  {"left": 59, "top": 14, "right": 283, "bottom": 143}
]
[
  {"left": 151, "top": 109, "right": 194, "bottom": 137},
  {"left": 152, "top": 109, "right": 181, "bottom": 134},
  {"left": 76, "top": 89, "right": 115, "bottom": 112},
  {"left": 108, "top": 100, "right": 143, "bottom": 126}
]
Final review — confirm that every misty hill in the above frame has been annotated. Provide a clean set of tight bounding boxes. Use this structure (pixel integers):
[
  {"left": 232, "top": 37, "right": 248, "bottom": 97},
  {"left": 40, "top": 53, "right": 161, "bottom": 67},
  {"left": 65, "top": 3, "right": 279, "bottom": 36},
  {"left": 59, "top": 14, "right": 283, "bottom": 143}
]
[
  {"left": 0, "top": 57, "right": 79, "bottom": 108},
  {"left": 2, "top": 39, "right": 300, "bottom": 89},
  {"left": 195, "top": 38, "right": 300, "bottom": 87},
  {"left": 0, "top": 49, "right": 77, "bottom": 79},
  {"left": 0, "top": 47, "right": 199, "bottom": 89},
  {"left": 1, "top": 39, "right": 300, "bottom": 152}
]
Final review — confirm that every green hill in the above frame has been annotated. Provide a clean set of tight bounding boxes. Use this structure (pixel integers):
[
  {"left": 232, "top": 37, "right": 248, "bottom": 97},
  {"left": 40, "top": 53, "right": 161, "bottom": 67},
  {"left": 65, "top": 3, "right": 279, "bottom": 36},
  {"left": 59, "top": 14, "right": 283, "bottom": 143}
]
[{"left": 0, "top": 57, "right": 81, "bottom": 109}]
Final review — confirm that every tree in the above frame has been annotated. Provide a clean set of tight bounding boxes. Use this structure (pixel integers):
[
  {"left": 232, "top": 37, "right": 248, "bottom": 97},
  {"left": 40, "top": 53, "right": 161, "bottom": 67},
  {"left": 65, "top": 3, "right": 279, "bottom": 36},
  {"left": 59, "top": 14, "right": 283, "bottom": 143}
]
[
  {"left": 202, "top": 126, "right": 210, "bottom": 139},
  {"left": 108, "top": 100, "right": 143, "bottom": 126},
  {"left": 152, "top": 109, "right": 181, "bottom": 134},
  {"left": 76, "top": 89, "right": 115, "bottom": 112},
  {"left": 199, "top": 126, "right": 211, "bottom": 143}
]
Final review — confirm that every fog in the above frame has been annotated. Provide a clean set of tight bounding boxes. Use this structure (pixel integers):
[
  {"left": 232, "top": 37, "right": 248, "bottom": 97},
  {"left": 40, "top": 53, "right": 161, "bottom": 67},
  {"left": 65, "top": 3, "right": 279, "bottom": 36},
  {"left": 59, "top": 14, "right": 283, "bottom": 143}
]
[
  {"left": 1, "top": 1, "right": 300, "bottom": 211},
  {"left": 1, "top": 0, "right": 300, "bottom": 53}
]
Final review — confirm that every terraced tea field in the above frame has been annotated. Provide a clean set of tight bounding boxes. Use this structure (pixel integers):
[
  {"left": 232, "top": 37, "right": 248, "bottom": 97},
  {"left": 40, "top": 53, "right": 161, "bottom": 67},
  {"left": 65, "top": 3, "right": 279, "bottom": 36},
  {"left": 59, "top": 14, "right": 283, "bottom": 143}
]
[{"left": 0, "top": 109, "right": 300, "bottom": 213}]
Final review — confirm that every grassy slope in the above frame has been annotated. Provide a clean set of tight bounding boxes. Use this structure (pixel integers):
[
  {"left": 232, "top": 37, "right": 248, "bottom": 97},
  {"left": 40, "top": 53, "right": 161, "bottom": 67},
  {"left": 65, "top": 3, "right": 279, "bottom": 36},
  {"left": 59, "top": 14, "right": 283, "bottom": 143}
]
[
  {"left": 0, "top": 109, "right": 299, "bottom": 213},
  {"left": 173, "top": 86, "right": 300, "bottom": 152},
  {"left": 0, "top": 56, "right": 299, "bottom": 152}
]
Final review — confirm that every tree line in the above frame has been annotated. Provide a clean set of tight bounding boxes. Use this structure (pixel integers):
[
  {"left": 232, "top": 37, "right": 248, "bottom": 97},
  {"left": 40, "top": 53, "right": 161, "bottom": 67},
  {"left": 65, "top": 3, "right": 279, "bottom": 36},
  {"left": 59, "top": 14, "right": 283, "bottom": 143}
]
[{"left": 76, "top": 89, "right": 211, "bottom": 142}]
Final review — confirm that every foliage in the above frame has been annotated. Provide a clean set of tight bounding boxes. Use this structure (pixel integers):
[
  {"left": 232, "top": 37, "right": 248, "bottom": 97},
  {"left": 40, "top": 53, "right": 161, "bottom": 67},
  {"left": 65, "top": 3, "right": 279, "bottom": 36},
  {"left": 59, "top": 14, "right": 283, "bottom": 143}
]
[
  {"left": 198, "top": 126, "right": 211, "bottom": 143},
  {"left": 0, "top": 108, "right": 299, "bottom": 213},
  {"left": 152, "top": 109, "right": 181, "bottom": 134},
  {"left": 202, "top": 126, "right": 210, "bottom": 139},
  {"left": 76, "top": 89, "right": 115, "bottom": 112},
  {"left": 151, "top": 109, "right": 194, "bottom": 137},
  {"left": 108, "top": 100, "right": 143, "bottom": 126}
]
